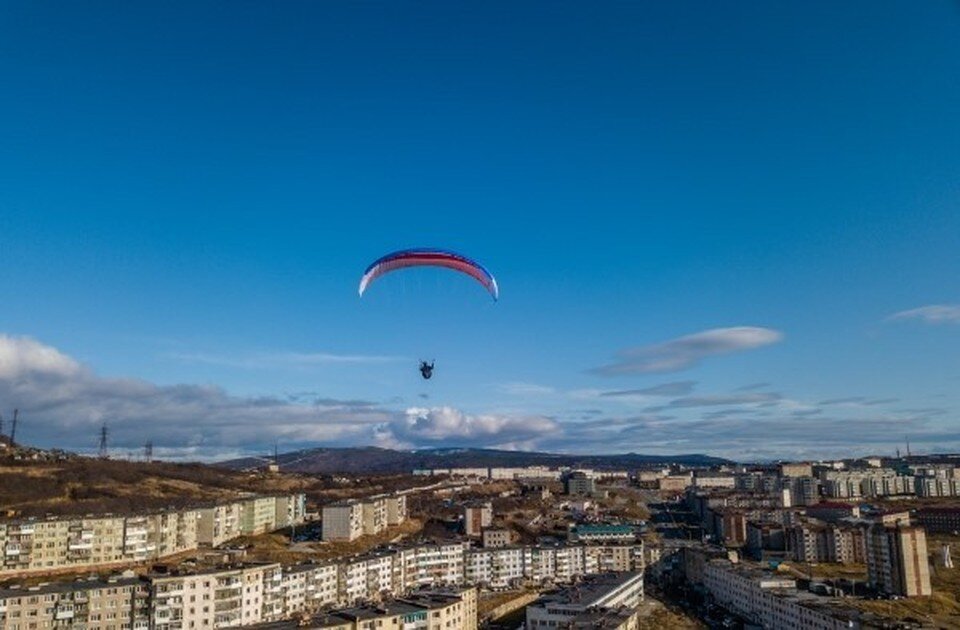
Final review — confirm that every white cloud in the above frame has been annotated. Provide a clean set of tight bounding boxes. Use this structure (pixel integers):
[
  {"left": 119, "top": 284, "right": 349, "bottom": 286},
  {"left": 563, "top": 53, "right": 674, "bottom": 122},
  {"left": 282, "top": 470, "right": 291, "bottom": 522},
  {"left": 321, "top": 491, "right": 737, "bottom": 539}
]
[
  {"left": 375, "top": 406, "right": 559, "bottom": 448},
  {"left": 887, "top": 304, "right": 960, "bottom": 325},
  {"left": 591, "top": 326, "right": 783, "bottom": 375}
]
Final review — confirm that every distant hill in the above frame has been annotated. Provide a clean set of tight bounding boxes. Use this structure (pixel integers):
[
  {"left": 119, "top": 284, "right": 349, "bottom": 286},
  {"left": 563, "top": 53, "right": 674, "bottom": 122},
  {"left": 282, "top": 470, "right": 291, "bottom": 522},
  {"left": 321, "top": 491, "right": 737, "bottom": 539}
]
[{"left": 218, "top": 446, "right": 730, "bottom": 474}]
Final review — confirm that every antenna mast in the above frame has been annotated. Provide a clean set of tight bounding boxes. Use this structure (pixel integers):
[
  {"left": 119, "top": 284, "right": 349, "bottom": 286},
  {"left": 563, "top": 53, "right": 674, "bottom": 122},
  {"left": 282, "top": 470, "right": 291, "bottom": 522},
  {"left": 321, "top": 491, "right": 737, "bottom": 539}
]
[
  {"left": 144, "top": 440, "right": 153, "bottom": 462},
  {"left": 10, "top": 409, "right": 18, "bottom": 446},
  {"left": 98, "top": 423, "right": 109, "bottom": 459}
]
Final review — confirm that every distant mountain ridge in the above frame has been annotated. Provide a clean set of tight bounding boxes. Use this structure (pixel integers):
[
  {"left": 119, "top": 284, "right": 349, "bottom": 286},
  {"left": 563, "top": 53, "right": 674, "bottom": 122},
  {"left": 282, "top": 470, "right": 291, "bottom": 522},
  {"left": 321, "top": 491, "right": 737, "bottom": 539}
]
[{"left": 217, "top": 446, "right": 730, "bottom": 474}]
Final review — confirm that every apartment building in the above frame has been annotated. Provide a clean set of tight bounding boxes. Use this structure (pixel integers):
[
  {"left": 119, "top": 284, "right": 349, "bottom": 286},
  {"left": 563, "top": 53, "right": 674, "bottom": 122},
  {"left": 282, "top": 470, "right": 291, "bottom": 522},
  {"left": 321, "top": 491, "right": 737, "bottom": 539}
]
[
  {"left": 360, "top": 497, "right": 387, "bottom": 536},
  {"left": 525, "top": 572, "right": 643, "bottom": 629},
  {"left": 481, "top": 528, "right": 512, "bottom": 548},
  {"left": 914, "top": 507, "right": 960, "bottom": 534},
  {"left": 0, "top": 575, "right": 149, "bottom": 630},
  {"left": 280, "top": 563, "right": 339, "bottom": 615},
  {"left": 866, "top": 522, "right": 932, "bottom": 597},
  {"left": 914, "top": 476, "right": 960, "bottom": 497},
  {"left": 240, "top": 497, "right": 280, "bottom": 536},
  {"left": 397, "top": 543, "right": 466, "bottom": 589},
  {"left": 197, "top": 503, "right": 243, "bottom": 547},
  {"left": 254, "top": 586, "right": 478, "bottom": 630},
  {"left": 273, "top": 495, "right": 307, "bottom": 529},
  {"left": 321, "top": 502, "right": 364, "bottom": 542},
  {"left": 463, "top": 502, "right": 493, "bottom": 537},
  {"left": 149, "top": 562, "right": 286, "bottom": 630},
  {"left": 321, "top": 494, "right": 407, "bottom": 543},
  {"left": 702, "top": 559, "right": 877, "bottom": 629},
  {"left": 464, "top": 547, "right": 524, "bottom": 588},
  {"left": 0, "top": 495, "right": 305, "bottom": 578},
  {"left": 780, "top": 462, "right": 814, "bottom": 478},
  {"left": 569, "top": 524, "right": 636, "bottom": 544},
  {"left": 384, "top": 495, "right": 406, "bottom": 526}
]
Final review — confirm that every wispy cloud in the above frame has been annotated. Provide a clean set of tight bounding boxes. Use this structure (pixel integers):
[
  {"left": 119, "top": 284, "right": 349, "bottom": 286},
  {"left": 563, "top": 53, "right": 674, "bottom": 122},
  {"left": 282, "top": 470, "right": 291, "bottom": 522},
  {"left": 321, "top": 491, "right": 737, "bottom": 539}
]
[
  {"left": 599, "top": 380, "right": 697, "bottom": 398},
  {"left": 656, "top": 392, "right": 782, "bottom": 409},
  {"left": 887, "top": 304, "right": 960, "bottom": 325},
  {"left": 498, "top": 382, "right": 557, "bottom": 396},
  {"left": 591, "top": 327, "right": 783, "bottom": 375},
  {"left": 168, "top": 350, "right": 405, "bottom": 368}
]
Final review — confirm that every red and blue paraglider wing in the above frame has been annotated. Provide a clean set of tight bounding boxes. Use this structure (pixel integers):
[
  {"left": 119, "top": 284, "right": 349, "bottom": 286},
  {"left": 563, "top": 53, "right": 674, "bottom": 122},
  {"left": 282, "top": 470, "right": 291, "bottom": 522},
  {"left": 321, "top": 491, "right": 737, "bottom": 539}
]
[{"left": 358, "top": 248, "right": 499, "bottom": 300}]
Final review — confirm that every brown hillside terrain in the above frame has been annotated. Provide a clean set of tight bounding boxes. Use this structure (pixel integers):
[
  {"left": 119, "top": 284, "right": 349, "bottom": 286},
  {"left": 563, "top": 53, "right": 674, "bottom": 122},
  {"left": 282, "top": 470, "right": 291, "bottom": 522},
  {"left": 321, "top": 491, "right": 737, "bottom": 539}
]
[{"left": 0, "top": 457, "right": 431, "bottom": 517}]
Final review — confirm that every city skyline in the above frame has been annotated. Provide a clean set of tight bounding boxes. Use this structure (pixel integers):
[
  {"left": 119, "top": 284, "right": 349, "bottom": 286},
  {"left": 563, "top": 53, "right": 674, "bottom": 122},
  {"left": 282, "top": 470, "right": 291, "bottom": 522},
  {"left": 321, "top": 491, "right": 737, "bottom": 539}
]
[{"left": 1, "top": 2, "right": 959, "bottom": 460}]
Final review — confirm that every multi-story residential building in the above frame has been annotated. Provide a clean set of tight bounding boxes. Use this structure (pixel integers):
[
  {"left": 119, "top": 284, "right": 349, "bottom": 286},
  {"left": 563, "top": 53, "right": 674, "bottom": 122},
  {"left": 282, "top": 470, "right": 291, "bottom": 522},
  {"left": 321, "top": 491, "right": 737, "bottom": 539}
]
[
  {"left": 464, "top": 547, "right": 524, "bottom": 589},
  {"left": 463, "top": 502, "right": 493, "bottom": 537},
  {"left": 569, "top": 524, "right": 636, "bottom": 544},
  {"left": 240, "top": 496, "right": 280, "bottom": 536},
  {"left": 0, "top": 575, "right": 150, "bottom": 630},
  {"left": 692, "top": 475, "right": 736, "bottom": 489},
  {"left": 914, "top": 476, "right": 960, "bottom": 497},
  {"left": 398, "top": 543, "right": 467, "bottom": 589},
  {"left": 384, "top": 495, "right": 407, "bottom": 526},
  {"left": 322, "top": 502, "right": 364, "bottom": 542},
  {"left": 197, "top": 502, "right": 244, "bottom": 547},
  {"left": 866, "top": 522, "right": 932, "bottom": 597},
  {"left": 273, "top": 495, "right": 306, "bottom": 529},
  {"left": 255, "top": 586, "right": 478, "bottom": 630},
  {"left": 0, "top": 495, "right": 304, "bottom": 579},
  {"left": 701, "top": 558, "right": 887, "bottom": 629},
  {"left": 280, "top": 563, "right": 339, "bottom": 615},
  {"left": 784, "top": 476, "right": 820, "bottom": 506},
  {"left": 150, "top": 563, "right": 285, "bottom": 630},
  {"left": 805, "top": 502, "right": 861, "bottom": 523},
  {"left": 780, "top": 462, "right": 814, "bottom": 478},
  {"left": 821, "top": 470, "right": 911, "bottom": 499},
  {"left": 565, "top": 471, "right": 596, "bottom": 496},
  {"left": 481, "top": 528, "right": 512, "bottom": 548},
  {"left": 786, "top": 520, "right": 866, "bottom": 565},
  {"left": 525, "top": 572, "right": 643, "bottom": 629},
  {"left": 914, "top": 507, "right": 960, "bottom": 534},
  {"left": 360, "top": 497, "right": 387, "bottom": 536}
]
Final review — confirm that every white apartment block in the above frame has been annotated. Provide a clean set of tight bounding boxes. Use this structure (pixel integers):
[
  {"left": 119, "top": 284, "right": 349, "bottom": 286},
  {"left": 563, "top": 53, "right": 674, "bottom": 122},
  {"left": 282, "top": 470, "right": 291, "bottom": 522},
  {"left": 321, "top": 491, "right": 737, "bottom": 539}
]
[
  {"left": 702, "top": 560, "right": 869, "bottom": 629},
  {"left": 464, "top": 548, "right": 524, "bottom": 589},
  {"left": 321, "top": 502, "right": 364, "bottom": 542},
  {"left": 525, "top": 572, "right": 644, "bottom": 629}
]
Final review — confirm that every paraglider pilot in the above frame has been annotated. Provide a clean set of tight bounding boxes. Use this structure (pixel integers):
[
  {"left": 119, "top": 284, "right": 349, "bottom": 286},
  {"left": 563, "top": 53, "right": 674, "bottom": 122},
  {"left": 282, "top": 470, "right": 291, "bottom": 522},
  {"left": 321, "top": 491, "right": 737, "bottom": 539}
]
[{"left": 419, "top": 361, "right": 434, "bottom": 380}]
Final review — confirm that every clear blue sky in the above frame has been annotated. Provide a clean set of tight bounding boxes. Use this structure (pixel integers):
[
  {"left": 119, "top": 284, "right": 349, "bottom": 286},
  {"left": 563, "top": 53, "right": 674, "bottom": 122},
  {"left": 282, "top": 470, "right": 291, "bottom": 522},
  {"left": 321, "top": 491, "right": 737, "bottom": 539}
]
[{"left": 0, "top": 1, "right": 958, "bottom": 460}]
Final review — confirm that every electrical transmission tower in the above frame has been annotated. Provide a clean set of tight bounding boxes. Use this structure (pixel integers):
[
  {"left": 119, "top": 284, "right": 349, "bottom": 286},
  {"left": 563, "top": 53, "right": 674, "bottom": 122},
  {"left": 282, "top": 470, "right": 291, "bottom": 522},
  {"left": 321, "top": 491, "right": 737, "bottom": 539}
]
[
  {"left": 10, "top": 409, "right": 18, "bottom": 446},
  {"left": 144, "top": 441, "right": 153, "bottom": 462},
  {"left": 98, "top": 423, "right": 109, "bottom": 459}
]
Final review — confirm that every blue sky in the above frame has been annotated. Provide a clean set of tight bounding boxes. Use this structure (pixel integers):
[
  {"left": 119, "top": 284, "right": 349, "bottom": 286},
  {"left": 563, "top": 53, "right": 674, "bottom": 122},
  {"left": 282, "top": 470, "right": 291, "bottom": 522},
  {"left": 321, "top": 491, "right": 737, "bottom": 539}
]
[{"left": 0, "top": 2, "right": 958, "bottom": 460}]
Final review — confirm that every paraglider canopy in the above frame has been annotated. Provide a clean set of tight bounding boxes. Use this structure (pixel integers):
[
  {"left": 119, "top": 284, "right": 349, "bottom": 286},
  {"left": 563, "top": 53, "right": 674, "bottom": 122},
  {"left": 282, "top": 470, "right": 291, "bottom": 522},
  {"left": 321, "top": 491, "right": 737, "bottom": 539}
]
[{"left": 358, "top": 248, "right": 499, "bottom": 300}]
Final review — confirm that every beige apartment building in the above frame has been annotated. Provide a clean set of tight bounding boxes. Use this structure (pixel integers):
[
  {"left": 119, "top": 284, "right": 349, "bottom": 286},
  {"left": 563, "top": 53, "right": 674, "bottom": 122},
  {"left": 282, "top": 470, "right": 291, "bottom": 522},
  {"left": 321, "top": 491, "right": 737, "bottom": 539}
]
[
  {"left": 360, "top": 497, "right": 387, "bottom": 536},
  {"left": 384, "top": 495, "right": 406, "bottom": 526},
  {"left": 0, "top": 495, "right": 303, "bottom": 578},
  {"left": 0, "top": 575, "right": 149, "bottom": 630},
  {"left": 150, "top": 562, "right": 284, "bottom": 630},
  {"left": 866, "top": 522, "right": 932, "bottom": 597},
  {"left": 197, "top": 502, "right": 244, "bottom": 547}
]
